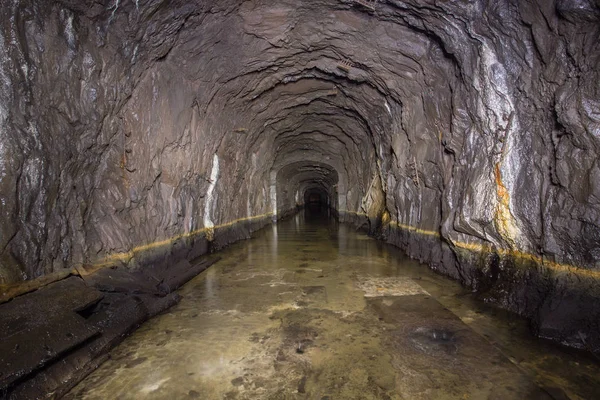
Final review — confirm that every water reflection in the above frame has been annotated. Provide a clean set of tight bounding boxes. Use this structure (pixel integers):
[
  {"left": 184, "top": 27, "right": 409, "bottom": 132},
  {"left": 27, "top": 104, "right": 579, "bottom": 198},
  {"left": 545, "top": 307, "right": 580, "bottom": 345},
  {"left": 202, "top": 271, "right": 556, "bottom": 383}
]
[
  {"left": 270, "top": 223, "right": 278, "bottom": 263},
  {"left": 67, "top": 210, "right": 600, "bottom": 400}
]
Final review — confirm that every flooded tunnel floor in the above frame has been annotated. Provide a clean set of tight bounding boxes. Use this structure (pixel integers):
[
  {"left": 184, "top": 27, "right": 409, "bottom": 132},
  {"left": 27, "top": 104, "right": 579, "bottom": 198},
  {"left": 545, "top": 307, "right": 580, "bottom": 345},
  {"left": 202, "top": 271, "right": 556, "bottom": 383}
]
[{"left": 67, "top": 210, "right": 600, "bottom": 399}]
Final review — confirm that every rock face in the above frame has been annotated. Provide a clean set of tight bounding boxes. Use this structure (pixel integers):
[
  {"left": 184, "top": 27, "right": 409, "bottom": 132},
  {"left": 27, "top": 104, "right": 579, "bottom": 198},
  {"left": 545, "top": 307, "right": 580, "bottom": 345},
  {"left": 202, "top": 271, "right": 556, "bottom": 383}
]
[{"left": 0, "top": 0, "right": 599, "bottom": 351}]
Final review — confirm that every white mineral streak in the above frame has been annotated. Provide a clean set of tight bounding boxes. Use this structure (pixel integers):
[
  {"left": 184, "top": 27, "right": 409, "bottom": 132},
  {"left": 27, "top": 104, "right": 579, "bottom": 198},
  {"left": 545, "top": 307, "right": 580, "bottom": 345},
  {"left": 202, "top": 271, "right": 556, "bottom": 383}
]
[
  {"left": 0, "top": 32, "right": 10, "bottom": 202},
  {"left": 270, "top": 171, "right": 277, "bottom": 220},
  {"left": 64, "top": 11, "right": 75, "bottom": 49},
  {"left": 203, "top": 154, "right": 220, "bottom": 229},
  {"left": 475, "top": 42, "right": 522, "bottom": 245},
  {"left": 108, "top": 0, "right": 120, "bottom": 24},
  {"left": 474, "top": 43, "right": 516, "bottom": 140}
]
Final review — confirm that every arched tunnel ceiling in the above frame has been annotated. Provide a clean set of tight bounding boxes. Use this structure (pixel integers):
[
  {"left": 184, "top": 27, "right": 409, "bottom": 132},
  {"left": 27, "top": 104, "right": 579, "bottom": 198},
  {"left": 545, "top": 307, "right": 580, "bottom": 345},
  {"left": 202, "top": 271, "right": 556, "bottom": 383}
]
[{"left": 1, "top": 0, "right": 600, "bottom": 350}]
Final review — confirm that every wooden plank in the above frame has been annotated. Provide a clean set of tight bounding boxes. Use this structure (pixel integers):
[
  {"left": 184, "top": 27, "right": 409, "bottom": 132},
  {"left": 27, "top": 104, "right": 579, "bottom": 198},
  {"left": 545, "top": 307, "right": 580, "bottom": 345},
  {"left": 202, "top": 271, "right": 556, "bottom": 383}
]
[
  {"left": 337, "top": 64, "right": 350, "bottom": 72},
  {"left": 82, "top": 266, "right": 159, "bottom": 295},
  {"left": 0, "top": 269, "right": 77, "bottom": 305},
  {"left": 161, "top": 257, "right": 221, "bottom": 294},
  {"left": 355, "top": 0, "right": 375, "bottom": 11},
  {"left": 8, "top": 294, "right": 150, "bottom": 400},
  {"left": 0, "top": 314, "right": 100, "bottom": 389},
  {"left": 0, "top": 277, "right": 103, "bottom": 389},
  {"left": 0, "top": 256, "right": 218, "bottom": 395},
  {"left": 0, "top": 277, "right": 103, "bottom": 337}
]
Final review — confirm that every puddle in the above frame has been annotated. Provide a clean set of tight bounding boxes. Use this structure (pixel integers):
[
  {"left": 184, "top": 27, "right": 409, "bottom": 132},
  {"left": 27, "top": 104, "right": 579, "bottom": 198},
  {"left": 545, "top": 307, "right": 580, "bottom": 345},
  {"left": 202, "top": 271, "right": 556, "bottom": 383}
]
[{"left": 66, "top": 209, "right": 600, "bottom": 400}]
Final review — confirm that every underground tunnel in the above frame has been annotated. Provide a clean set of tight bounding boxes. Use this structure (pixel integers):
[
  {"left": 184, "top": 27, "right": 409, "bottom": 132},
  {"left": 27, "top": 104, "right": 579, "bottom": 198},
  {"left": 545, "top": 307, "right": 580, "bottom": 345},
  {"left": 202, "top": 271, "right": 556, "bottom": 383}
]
[{"left": 0, "top": 0, "right": 600, "bottom": 398}]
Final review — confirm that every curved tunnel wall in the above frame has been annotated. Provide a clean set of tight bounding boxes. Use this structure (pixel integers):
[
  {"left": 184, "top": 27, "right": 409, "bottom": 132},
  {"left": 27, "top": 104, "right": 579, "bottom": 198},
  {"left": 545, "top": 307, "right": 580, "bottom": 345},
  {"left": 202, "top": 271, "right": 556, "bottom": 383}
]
[{"left": 0, "top": 0, "right": 599, "bottom": 350}]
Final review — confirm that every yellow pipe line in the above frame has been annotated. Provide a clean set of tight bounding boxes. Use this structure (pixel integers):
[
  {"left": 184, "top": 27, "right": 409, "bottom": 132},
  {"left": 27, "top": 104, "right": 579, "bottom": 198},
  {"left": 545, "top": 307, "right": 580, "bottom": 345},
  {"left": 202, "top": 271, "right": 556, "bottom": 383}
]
[
  {"left": 338, "top": 209, "right": 600, "bottom": 279},
  {"left": 389, "top": 220, "right": 440, "bottom": 237},
  {"left": 83, "top": 212, "right": 275, "bottom": 271}
]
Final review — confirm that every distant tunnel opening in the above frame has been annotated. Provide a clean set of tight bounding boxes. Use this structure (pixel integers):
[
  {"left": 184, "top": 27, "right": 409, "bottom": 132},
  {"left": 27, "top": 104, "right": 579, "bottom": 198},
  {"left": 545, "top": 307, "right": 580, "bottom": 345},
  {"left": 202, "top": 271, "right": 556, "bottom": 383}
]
[
  {"left": 304, "top": 188, "right": 328, "bottom": 205},
  {"left": 275, "top": 161, "right": 339, "bottom": 219},
  {"left": 303, "top": 186, "right": 331, "bottom": 217}
]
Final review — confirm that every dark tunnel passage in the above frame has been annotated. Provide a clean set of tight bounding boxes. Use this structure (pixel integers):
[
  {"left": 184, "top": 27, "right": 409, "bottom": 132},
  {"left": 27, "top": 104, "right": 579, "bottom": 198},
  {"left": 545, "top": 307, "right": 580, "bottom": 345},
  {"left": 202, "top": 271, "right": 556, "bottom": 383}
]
[
  {"left": 0, "top": 0, "right": 600, "bottom": 398},
  {"left": 304, "top": 188, "right": 329, "bottom": 206},
  {"left": 276, "top": 161, "right": 339, "bottom": 218}
]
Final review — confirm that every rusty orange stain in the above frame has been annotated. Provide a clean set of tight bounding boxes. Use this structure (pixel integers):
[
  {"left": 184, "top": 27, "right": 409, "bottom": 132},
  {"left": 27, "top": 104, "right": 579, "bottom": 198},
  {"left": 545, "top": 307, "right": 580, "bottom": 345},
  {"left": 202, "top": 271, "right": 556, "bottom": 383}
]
[
  {"left": 494, "top": 163, "right": 517, "bottom": 247},
  {"left": 494, "top": 163, "right": 508, "bottom": 199}
]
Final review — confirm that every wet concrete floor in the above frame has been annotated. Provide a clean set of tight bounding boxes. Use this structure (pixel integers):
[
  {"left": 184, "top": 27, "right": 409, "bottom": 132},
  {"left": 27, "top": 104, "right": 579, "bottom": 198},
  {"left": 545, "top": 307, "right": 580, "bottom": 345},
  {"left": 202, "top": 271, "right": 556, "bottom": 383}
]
[{"left": 67, "top": 209, "right": 600, "bottom": 399}]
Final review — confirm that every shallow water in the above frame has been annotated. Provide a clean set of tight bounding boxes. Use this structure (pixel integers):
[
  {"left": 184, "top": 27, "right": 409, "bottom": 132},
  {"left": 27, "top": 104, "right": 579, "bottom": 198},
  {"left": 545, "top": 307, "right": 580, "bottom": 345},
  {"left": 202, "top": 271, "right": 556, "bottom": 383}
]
[{"left": 67, "top": 208, "right": 600, "bottom": 399}]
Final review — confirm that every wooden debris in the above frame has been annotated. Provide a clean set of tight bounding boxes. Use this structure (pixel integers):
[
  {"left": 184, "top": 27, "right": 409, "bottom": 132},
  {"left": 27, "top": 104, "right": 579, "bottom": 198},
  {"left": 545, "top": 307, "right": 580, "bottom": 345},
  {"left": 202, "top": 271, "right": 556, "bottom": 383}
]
[
  {"left": 82, "top": 266, "right": 159, "bottom": 296},
  {"left": 411, "top": 157, "right": 420, "bottom": 187},
  {"left": 159, "top": 257, "right": 220, "bottom": 294},
  {"left": 337, "top": 59, "right": 353, "bottom": 72},
  {"left": 355, "top": 0, "right": 377, "bottom": 11},
  {"left": 0, "top": 254, "right": 220, "bottom": 398},
  {"left": 9, "top": 294, "right": 150, "bottom": 399},
  {"left": 0, "top": 277, "right": 104, "bottom": 389},
  {"left": 0, "top": 268, "right": 78, "bottom": 305}
]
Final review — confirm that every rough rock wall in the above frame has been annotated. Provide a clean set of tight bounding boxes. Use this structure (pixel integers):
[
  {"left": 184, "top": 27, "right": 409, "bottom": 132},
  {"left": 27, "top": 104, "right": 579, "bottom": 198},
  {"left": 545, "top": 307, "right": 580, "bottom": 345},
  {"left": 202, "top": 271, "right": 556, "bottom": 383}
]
[{"left": 0, "top": 0, "right": 599, "bottom": 350}]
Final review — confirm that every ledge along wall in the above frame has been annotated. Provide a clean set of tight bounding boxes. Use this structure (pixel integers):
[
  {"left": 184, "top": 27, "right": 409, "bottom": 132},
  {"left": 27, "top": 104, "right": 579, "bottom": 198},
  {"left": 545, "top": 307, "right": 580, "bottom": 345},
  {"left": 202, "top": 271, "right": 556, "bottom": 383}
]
[{"left": 0, "top": 0, "right": 599, "bottom": 353}]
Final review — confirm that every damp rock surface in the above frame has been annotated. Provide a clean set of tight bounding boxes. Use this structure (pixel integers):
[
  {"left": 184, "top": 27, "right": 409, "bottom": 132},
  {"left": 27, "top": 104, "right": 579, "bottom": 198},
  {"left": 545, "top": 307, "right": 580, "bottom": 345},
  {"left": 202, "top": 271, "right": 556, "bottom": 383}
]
[{"left": 0, "top": 0, "right": 599, "bottom": 352}]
